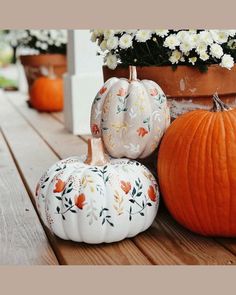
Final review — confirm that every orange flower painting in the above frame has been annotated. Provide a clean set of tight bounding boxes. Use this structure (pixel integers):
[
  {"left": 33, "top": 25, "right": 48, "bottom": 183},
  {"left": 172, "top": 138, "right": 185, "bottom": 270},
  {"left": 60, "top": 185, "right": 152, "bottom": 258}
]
[
  {"left": 148, "top": 185, "right": 157, "bottom": 202},
  {"left": 117, "top": 88, "right": 127, "bottom": 96},
  {"left": 92, "top": 123, "right": 100, "bottom": 135},
  {"left": 120, "top": 181, "right": 131, "bottom": 194},
  {"left": 74, "top": 193, "right": 86, "bottom": 209},
  {"left": 53, "top": 179, "right": 66, "bottom": 193},
  {"left": 99, "top": 87, "right": 107, "bottom": 95},
  {"left": 150, "top": 88, "right": 158, "bottom": 96},
  {"left": 137, "top": 127, "right": 148, "bottom": 137}
]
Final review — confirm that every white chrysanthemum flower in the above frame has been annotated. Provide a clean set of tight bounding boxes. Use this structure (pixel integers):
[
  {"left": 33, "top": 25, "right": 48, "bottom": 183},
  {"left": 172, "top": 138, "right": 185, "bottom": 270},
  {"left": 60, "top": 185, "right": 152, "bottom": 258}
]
[
  {"left": 106, "top": 36, "right": 119, "bottom": 50},
  {"left": 119, "top": 34, "right": 133, "bottom": 49},
  {"left": 227, "top": 30, "right": 236, "bottom": 37},
  {"left": 196, "top": 42, "right": 208, "bottom": 55},
  {"left": 176, "top": 30, "right": 188, "bottom": 42},
  {"left": 91, "top": 32, "right": 98, "bottom": 42},
  {"left": 189, "top": 56, "right": 197, "bottom": 65},
  {"left": 210, "top": 30, "right": 229, "bottom": 44},
  {"left": 106, "top": 53, "right": 118, "bottom": 69},
  {"left": 104, "top": 30, "right": 115, "bottom": 40},
  {"left": 228, "top": 39, "right": 236, "bottom": 49},
  {"left": 163, "top": 34, "right": 180, "bottom": 49},
  {"left": 126, "top": 30, "right": 137, "bottom": 35},
  {"left": 154, "top": 29, "right": 169, "bottom": 37},
  {"left": 169, "top": 50, "right": 182, "bottom": 64},
  {"left": 199, "top": 51, "right": 209, "bottom": 61},
  {"left": 135, "top": 30, "right": 152, "bottom": 42},
  {"left": 210, "top": 43, "right": 223, "bottom": 59},
  {"left": 100, "top": 40, "right": 107, "bottom": 51},
  {"left": 220, "top": 54, "right": 234, "bottom": 69},
  {"left": 180, "top": 42, "right": 192, "bottom": 53},
  {"left": 188, "top": 29, "right": 197, "bottom": 34},
  {"left": 199, "top": 31, "right": 213, "bottom": 45}
]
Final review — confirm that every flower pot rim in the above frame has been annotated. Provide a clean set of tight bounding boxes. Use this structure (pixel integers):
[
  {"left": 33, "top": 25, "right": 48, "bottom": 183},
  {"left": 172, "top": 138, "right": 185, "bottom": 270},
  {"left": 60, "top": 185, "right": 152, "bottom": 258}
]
[
  {"left": 103, "top": 64, "right": 236, "bottom": 72},
  {"left": 20, "top": 53, "right": 67, "bottom": 66}
]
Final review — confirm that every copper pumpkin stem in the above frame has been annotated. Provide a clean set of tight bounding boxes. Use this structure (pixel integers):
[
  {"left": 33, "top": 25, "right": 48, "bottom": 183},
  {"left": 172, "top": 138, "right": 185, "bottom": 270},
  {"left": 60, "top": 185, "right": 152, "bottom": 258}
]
[
  {"left": 129, "top": 65, "right": 138, "bottom": 81},
  {"left": 84, "top": 138, "right": 109, "bottom": 166},
  {"left": 212, "top": 93, "right": 232, "bottom": 112}
]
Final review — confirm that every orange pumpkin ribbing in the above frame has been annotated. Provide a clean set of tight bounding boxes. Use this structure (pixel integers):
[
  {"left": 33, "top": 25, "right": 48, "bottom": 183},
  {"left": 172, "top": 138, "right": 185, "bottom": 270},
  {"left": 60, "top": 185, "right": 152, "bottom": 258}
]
[
  {"left": 158, "top": 96, "right": 236, "bottom": 237},
  {"left": 30, "top": 76, "right": 63, "bottom": 112}
]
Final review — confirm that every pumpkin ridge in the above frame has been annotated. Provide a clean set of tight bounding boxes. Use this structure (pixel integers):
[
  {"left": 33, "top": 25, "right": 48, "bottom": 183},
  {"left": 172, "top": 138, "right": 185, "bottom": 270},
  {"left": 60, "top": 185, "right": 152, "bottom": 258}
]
[
  {"left": 222, "top": 111, "right": 236, "bottom": 235},
  {"left": 160, "top": 112, "right": 204, "bottom": 229},
  {"left": 221, "top": 112, "right": 233, "bottom": 235},
  {"left": 158, "top": 112, "right": 198, "bottom": 228},
  {"left": 207, "top": 113, "right": 221, "bottom": 235},
  {"left": 189, "top": 112, "right": 215, "bottom": 234},
  {"left": 183, "top": 112, "right": 210, "bottom": 234}
]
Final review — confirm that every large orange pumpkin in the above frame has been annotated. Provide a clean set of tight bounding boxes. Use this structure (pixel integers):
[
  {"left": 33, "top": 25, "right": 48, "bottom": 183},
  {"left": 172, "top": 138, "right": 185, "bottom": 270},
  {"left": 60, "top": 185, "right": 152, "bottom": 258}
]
[
  {"left": 158, "top": 94, "right": 236, "bottom": 237},
  {"left": 30, "top": 76, "right": 63, "bottom": 112}
]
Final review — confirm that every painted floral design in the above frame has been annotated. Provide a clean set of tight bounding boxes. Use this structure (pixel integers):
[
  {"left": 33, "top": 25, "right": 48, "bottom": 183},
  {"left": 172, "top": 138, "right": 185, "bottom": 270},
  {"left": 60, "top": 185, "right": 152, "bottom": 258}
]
[
  {"left": 53, "top": 179, "right": 66, "bottom": 193},
  {"left": 36, "top": 156, "right": 159, "bottom": 243},
  {"left": 90, "top": 77, "right": 170, "bottom": 159},
  {"left": 91, "top": 123, "right": 100, "bottom": 135},
  {"left": 120, "top": 181, "right": 131, "bottom": 194},
  {"left": 150, "top": 88, "right": 158, "bottom": 96},
  {"left": 117, "top": 87, "right": 127, "bottom": 97},
  {"left": 137, "top": 127, "right": 148, "bottom": 137},
  {"left": 99, "top": 86, "right": 107, "bottom": 95},
  {"left": 75, "top": 193, "right": 86, "bottom": 209},
  {"left": 148, "top": 185, "right": 157, "bottom": 202}
]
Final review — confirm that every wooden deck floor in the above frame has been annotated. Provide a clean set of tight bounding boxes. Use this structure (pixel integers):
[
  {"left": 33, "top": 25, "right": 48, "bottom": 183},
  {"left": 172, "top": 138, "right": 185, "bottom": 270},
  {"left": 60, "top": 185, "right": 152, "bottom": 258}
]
[{"left": 1, "top": 90, "right": 236, "bottom": 265}]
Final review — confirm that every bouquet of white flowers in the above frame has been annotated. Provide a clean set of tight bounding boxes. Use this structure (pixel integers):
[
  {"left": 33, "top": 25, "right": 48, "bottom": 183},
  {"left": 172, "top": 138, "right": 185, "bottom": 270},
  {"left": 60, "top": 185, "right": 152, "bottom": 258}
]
[
  {"left": 91, "top": 29, "right": 236, "bottom": 71},
  {"left": 5, "top": 30, "right": 67, "bottom": 54}
]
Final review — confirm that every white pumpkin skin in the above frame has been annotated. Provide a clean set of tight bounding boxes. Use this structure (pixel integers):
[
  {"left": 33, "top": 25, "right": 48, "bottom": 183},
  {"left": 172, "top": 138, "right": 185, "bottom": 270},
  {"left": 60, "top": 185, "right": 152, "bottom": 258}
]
[
  {"left": 36, "top": 156, "right": 159, "bottom": 244},
  {"left": 90, "top": 68, "right": 170, "bottom": 159}
]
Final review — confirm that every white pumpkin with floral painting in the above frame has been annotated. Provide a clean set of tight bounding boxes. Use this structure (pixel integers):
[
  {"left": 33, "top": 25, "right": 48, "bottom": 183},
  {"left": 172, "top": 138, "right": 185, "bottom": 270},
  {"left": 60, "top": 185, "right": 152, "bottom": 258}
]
[
  {"left": 90, "top": 66, "right": 170, "bottom": 159},
  {"left": 36, "top": 138, "right": 159, "bottom": 244}
]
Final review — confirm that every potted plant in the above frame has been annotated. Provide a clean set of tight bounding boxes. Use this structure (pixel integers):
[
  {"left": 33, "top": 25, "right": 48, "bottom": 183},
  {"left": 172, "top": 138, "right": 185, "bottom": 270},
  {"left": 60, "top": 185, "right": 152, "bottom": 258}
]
[
  {"left": 5, "top": 30, "right": 67, "bottom": 92},
  {"left": 91, "top": 29, "right": 236, "bottom": 117}
]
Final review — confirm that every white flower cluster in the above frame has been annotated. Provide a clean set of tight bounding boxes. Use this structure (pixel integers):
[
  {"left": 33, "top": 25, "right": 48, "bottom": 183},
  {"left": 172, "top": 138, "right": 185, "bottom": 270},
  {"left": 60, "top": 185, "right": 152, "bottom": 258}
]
[
  {"left": 5, "top": 30, "right": 67, "bottom": 51},
  {"left": 91, "top": 29, "right": 236, "bottom": 70}
]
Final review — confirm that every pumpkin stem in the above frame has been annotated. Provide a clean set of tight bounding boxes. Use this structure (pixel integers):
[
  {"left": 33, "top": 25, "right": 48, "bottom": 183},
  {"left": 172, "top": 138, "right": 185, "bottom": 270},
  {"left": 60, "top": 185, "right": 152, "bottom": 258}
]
[
  {"left": 212, "top": 93, "right": 232, "bottom": 112},
  {"left": 129, "top": 66, "right": 138, "bottom": 81},
  {"left": 84, "top": 138, "right": 109, "bottom": 166}
]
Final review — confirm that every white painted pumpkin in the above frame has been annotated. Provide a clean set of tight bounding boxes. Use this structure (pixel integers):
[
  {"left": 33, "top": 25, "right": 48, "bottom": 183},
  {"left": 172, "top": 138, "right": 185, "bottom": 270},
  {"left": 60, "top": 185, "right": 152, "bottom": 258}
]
[
  {"left": 36, "top": 138, "right": 159, "bottom": 244},
  {"left": 90, "top": 66, "right": 170, "bottom": 159}
]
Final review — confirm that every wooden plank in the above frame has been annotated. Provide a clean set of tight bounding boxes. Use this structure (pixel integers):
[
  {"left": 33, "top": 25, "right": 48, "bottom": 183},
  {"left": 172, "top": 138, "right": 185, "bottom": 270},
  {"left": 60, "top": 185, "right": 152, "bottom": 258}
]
[
  {"left": 0, "top": 131, "right": 58, "bottom": 265},
  {"left": 51, "top": 112, "right": 64, "bottom": 123},
  {"left": 8, "top": 93, "right": 88, "bottom": 159},
  {"left": 9, "top": 93, "right": 236, "bottom": 265},
  {"left": 2, "top": 93, "right": 151, "bottom": 265},
  {"left": 133, "top": 210, "right": 236, "bottom": 265}
]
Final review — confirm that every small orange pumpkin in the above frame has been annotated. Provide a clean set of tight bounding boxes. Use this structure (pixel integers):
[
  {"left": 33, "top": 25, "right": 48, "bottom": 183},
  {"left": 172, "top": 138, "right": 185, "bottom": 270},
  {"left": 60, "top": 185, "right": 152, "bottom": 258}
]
[
  {"left": 158, "top": 94, "right": 236, "bottom": 237},
  {"left": 30, "top": 72, "right": 63, "bottom": 112}
]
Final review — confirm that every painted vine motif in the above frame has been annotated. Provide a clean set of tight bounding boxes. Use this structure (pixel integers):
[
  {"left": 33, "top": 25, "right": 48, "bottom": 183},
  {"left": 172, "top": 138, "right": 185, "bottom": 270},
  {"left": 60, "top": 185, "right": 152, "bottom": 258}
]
[
  {"left": 91, "top": 79, "right": 170, "bottom": 158},
  {"left": 37, "top": 158, "right": 158, "bottom": 229}
]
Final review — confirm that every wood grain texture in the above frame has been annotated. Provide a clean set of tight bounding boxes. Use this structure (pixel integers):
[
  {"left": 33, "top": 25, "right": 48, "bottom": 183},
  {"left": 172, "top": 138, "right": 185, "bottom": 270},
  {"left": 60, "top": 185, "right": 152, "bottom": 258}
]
[
  {"left": 2, "top": 93, "right": 152, "bottom": 265},
  {"left": 133, "top": 211, "right": 236, "bottom": 265},
  {"left": 6, "top": 92, "right": 236, "bottom": 265},
  {"left": 51, "top": 112, "right": 64, "bottom": 123},
  {"left": 0, "top": 131, "right": 58, "bottom": 265},
  {"left": 8, "top": 94, "right": 88, "bottom": 159}
]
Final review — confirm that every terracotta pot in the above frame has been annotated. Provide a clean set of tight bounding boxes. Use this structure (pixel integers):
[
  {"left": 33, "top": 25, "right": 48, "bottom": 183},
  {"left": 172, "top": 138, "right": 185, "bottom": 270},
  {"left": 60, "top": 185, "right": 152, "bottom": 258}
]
[
  {"left": 103, "top": 65, "right": 236, "bottom": 117},
  {"left": 20, "top": 53, "right": 67, "bottom": 91}
]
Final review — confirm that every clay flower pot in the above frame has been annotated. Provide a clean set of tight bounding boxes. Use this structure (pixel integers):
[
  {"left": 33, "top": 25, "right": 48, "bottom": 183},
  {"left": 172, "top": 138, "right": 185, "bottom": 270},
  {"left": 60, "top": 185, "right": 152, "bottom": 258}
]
[
  {"left": 20, "top": 53, "right": 67, "bottom": 95},
  {"left": 103, "top": 65, "right": 236, "bottom": 118}
]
